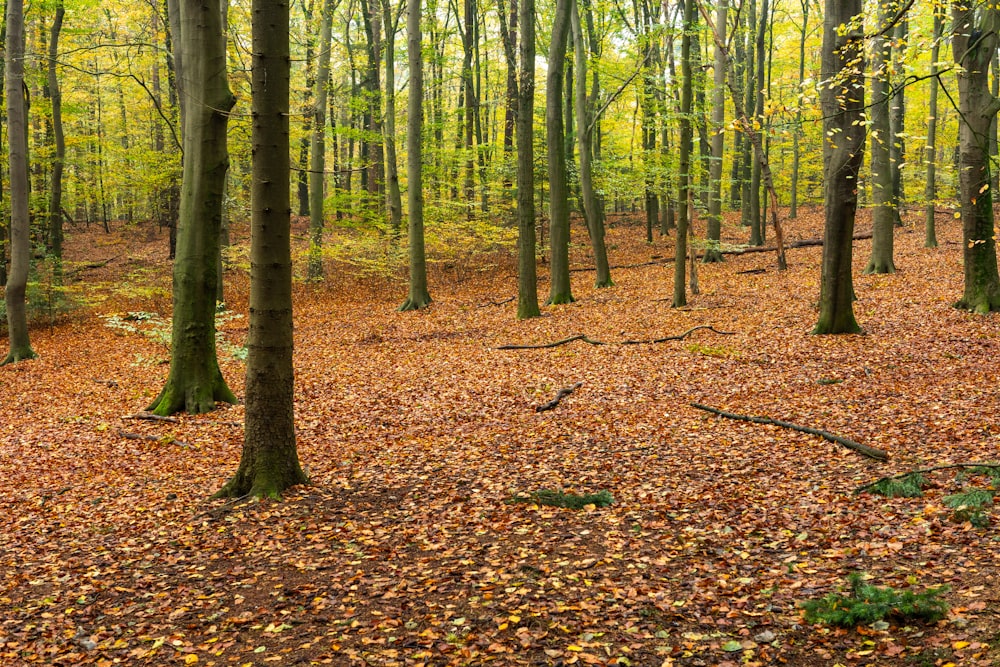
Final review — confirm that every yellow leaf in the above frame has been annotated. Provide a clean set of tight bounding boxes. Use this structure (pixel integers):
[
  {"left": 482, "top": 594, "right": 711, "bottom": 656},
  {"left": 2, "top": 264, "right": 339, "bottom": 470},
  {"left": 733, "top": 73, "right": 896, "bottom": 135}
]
[
  {"left": 953, "top": 641, "right": 971, "bottom": 649},
  {"left": 567, "top": 645, "right": 584, "bottom": 651},
  {"left": 979, "top": 183, "right": 989, "bottom": 194},
  {"left": 954, "top": 212, "right": 962, "bottom": 218},
  {"left": 508, "top": 615, "right": 521, "bottom": 623},
  {"left": 184, "top": 655, "right": 199, "bottom": 665}
]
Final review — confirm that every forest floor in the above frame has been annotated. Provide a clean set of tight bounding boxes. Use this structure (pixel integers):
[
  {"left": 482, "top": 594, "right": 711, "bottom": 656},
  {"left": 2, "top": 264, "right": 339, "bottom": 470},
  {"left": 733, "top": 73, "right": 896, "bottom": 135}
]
[{"left": 2, "top": 206, "right": 1000, "bottom": 667}]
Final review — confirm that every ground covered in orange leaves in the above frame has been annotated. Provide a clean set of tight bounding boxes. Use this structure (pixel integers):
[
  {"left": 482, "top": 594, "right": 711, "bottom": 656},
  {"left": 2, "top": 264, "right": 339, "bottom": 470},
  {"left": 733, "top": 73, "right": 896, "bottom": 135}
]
[{"left": 2, "top": 208, "right": 999, "bottom": 667}]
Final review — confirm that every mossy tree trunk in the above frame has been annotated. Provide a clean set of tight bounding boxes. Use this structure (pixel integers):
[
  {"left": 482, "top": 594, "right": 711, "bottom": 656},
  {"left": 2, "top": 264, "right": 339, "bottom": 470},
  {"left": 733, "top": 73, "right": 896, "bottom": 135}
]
[
  {"left": 148, "top": 0, "right": 236, "bottom": 413},
  {"left": 865, "top": 1, "right": 896, "bottom": 275},
  {"left": 2, "top": 0, "right": 37, "bottom": 365},
  {"left": 951, "top": 4, "right": 1000, "bottom": 313},
  {"left": 307, "top": 0, "right": 336, "bottom": 281},
  {"left": 216, "top": 0, "right": 307, "bottom": 500},
  {"left": 399, "top": 0, "right": 432, "bottom": 311},
  {"left": 546, "top": 0, "right": 575, "bottom": 306},
  {"left": 813, "top": 0, "right": 863, "bottom": 335},
  {"left": 515, "top": 0, "right": 540, "bottom": 318}
]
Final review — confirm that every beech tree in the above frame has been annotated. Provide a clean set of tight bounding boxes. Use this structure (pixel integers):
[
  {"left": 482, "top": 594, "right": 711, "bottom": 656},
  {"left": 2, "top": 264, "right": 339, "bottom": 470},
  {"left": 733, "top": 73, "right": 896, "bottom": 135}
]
[
  {"left": 705, "top": 0, "right": 727, "bottom": 262},
  {"left": 307, "top": 0, "right": 337, "bottom": 281},
  {"left": 2, "top": 0, "right": 36, "bottom": 365},
  {"left": 865, "top": 1, "right": 897, "bottom": 275},
  {"left": 216, "top": 0, "right": 308, "bottom": 499},
  {"left": 813, "top": 0, "right": 863, "bottom": 334},
  {"left": 950, "top": 3, "right": 1000, "bottom": 313},
  {"left": 924, "top": 6, "right": 943, "bottom": 249},
  {"left": 148, "top": 0, "right": 237, "bottom": 413},
  {"left": 546, "top": 0, "right": 574, "bottom": 306},
  {"left": 515, "top": 0, "right": 540, "bottom": 318}
]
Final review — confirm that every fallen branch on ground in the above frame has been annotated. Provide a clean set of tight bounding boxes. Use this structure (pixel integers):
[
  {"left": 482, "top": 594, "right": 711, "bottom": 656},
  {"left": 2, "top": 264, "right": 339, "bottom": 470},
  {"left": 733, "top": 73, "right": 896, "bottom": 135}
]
[
  {"left": 854, "top": 463, "right": 1000, "bottom": 495},
  {"left": 477, "top": 296, "right": 515, "bottom": 308},
  {"left": 536, "top": 382, "right": 583, "bottom": 412},
  {"left": 124, "top": 412, "right": 180, "bottom": 423},
  {"left": 690, "top": 403, "right": 888, "bottom": 461},
  {"left": 497, "top": 325, "right": 735, "bottom": 350},
  {"left": 117, "top": 429, "right": 188, "bottom": 447}
]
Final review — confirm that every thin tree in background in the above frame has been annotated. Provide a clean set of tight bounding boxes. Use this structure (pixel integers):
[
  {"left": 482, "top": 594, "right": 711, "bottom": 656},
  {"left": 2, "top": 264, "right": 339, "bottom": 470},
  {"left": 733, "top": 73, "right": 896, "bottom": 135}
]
[
  {"left": 950, "top": 3, "right": 1000, "bottom": 313},
  {"left": 216, "top": 0, "right": 308, "bottom": 499},
  {"left": 747, "top": 0, "right": 768, "bottom": 246},
  {"left": 47, "top": 0, "right": 66, "bottom": 280},
  {"left": 814, "top": 0, "right": 863, "bottom": 334},
  {"left": 865, "top": 0, "right": 897, "bottom": 275},
  {"left": 546, "top": 0, "right": 574, "bottom": 305},
  {"left": 2, "top": 0, "right": 36, "bottom": 365},
  {"left": 307, "top": 0, "right": 337, "bottom": 280},
  {"left": 673, "top": 0, "right": 694, "bottom": 308},
  {"left": 788, "top": 0, "right": 808, "bottom": 219},
  {"left": 381, "top": 0, "right": 403, "bottom": 234},
  {"left": 515, "top": 0, "right": 540, "bottom": 318},
  {"left": 888, "top": 9, "right": 906, "bottom": 226},
  {"left": 705, "top": 0, "right": 727, "bottom": 262},
  {"left": 148, "top": 0, "right": 237, "bottom": 413},
  {"left": 924, "top": 5, "right": 942, "bottom": 249},
  {"left": 399, "top": 0, "right": 432, "bottom": 311}
]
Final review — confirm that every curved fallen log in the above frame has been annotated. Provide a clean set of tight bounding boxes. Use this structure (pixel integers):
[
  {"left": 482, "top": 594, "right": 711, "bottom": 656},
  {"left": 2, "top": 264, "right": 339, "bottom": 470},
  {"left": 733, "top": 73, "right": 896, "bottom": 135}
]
[
  {"left": 497, "top": 325, "right": 735, "bottom": 350},
  {"left": 690, "top": 403, "right": 888, "bottom": 461},
  {"left": 536, "top": 382, "right": 583, "bottom": 412},
  {"left": 854, "top": 463, "right": 1000, "bottom": 495}
]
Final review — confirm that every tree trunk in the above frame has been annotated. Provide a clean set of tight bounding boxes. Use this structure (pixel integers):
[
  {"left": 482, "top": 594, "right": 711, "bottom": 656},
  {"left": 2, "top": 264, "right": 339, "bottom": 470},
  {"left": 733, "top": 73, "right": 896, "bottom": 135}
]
[
  {"left": 572, "top": 0, "right": 611, "bottom": 288},
  {"left": 2, "top": 0, "right": 36, "bottom": 365},
  {"left": 889, "top": 13, "right": 906, "bottom": 226},
  {"left": 381, "top": 0, "right": 403, "bottom": 235},
  {"left": 546, "top": 0, "right": 574, "bottom": 305},
  {"left": 813, "top": 0, "right": 863, "bottom": 334},
  {"left": 951, "top": 4, "right": 1000, "bottom": 313},
  {"left": 865, "top": 1, "right": 896, "bottom": 275},
  {"left": 148, "top": 0, "right": 237, "bottom": 413},
  {"left": 789, "top": 0, "right": 807, "bottom": 218},
  {"left": 497, "top": 0, "right": 517, "bottom": 191},
  {"left": 924, "top": 7, "right": 942, "bottom": 249},
  {"left": 515, "top": 0, "right": 540, "bottom": 318},
  {"left": 399, "top": 0, "right": 432, "bottom": 311},
  {"left": 747, "top": 0, "right": 767, "bottom": 246},
  {"left": 47, "top": 0, "right": 65, "bottom": 281},
  {"left": 307, "top": 0, "right": 336, "bottom": 280},
  {"left": 704, "top": 0, "right": 727, "bottom": 262},
  {"left": 297, "top": 0, "right": 315, "bottom": 217},
  {"left": 672, "top": 0, "right": 694, "bottom": 308},
  {"left": 215, "top": 0, "right": 308, "bottom": 500}
]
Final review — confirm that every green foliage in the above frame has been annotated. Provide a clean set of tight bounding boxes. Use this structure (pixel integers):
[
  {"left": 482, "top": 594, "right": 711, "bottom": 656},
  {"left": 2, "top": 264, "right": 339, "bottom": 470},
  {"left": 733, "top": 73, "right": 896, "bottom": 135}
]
[
  {"left": 869, "top": 473, "right": 928, "bottom": 498},
  {"left": 100, "top": 310, "right": 248, "bottom": 362},
  {"left": 942, "top": 488, "right": 994, "bottom": 527},
  {"left": 684, "top": 342, "right": 737, "bottom": 358},
  {"left": 0, "top": 259, "right": 86, "bottom": 330},
  {"left": 802, "top": 572, "right": 949, "bottom": 628},
  {"left": 509, "top": 489, "right": 614, "bottom": 509}
]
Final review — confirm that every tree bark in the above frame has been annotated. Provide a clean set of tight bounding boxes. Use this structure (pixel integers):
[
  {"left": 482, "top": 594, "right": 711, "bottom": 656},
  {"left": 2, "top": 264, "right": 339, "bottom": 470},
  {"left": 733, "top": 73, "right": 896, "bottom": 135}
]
[
  {"left": 148, "top": 0, "right": 237, "bottom": 412},
  {"left": 951, "top": 4, "right": 1000, "bottom": 313},
  {"left": 381, "top": 0, "right": 403, "bottom": 234},
  {"left": 747, "top": 0, "right": 767, "bottom": 246},
  {"left": 216, "top": 0, "right": 308, "bottom": 499},
  {"left": 813, "top": 0, "right": 863, "bottom": 334},
  {"left": 672, "top": 0, "right": 694, "bottom": 308},
  {"left": 546, "top": 0, "right": 575, "bottom": 305},
  {"left": 865, "top": 1, "right": 897, "bottom": 275},
  {"left": 399, "top": 0, "right": 432, "bottom": 311},
  {"left": 789, "top": 0, "right": 808, "bottom": 219},
  {"left": 924, "top": 7, "right": 942, "bottom": 248},
  {"left": 705, "top": 0, "right": 727, "bottom": 262},
  {"left": 47, "top": 0, "right": 65, "bottom": 281},
  {"left": 515, "top": 0, "right": 540, "bottom": 318},
  {"left": 2, "top": 0, "right": 36, "bottom": 365},
  {"left": 307, "top": 0, "right": 336, "bottom": 280}
]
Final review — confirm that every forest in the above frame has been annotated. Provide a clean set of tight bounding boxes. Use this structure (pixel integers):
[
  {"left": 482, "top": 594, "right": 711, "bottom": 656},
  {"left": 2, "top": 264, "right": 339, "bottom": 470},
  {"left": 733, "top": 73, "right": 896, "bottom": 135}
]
[{"left": 2, "top": 0, "right": 1000, "bottom": 665}]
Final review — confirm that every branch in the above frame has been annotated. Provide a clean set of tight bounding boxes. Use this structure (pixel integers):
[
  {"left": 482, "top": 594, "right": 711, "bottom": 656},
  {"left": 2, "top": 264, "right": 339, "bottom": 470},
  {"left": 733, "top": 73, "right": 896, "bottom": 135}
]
[
  {"left": 124, "top": 412, "right": 180, "bottom": 423},
  {"left": 854, "top": 463, "right": 1000, "bottom": 495},
  {"left": 497, "top": 326, "right": 735, "bottom": 350},
  {"left": 690, "top": 403, "right": 889, "bottom": 461},
  {"left": 536, "top": 382, "right": 583, "bottom": 412}
]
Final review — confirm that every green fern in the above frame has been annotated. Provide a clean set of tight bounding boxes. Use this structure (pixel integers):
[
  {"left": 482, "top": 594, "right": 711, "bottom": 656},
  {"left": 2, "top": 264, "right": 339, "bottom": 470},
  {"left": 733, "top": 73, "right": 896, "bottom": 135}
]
[{"left": 802, "top": 572, "right": 949, "bottom": 627}]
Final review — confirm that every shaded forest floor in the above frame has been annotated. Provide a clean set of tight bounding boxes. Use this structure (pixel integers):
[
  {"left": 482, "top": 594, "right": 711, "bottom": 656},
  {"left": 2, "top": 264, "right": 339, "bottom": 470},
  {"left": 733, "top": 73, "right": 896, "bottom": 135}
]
[{"left": 2, "top": 206, "right": 1000, "bottom": 667}]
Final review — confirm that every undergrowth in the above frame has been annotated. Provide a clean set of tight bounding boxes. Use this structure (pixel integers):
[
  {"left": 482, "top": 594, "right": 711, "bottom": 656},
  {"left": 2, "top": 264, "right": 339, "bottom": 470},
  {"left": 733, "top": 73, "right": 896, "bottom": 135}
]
[
  {"left": 508, "top": 489, "right": 614, "bottom": 509},
  {"left": 802, "top": 572, "right": 949, "bottom": 627}
]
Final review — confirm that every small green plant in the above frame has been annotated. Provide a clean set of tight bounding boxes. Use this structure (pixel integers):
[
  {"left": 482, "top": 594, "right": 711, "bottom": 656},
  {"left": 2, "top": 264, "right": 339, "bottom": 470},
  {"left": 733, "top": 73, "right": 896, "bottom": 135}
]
[
  {"left": 684, "top": 342, "right": 736, "bottom": 358},
  {"left": 802, "top": 572, "right": 949, "bottom": 628},
  {"left": 942, "top": 488, "right": 993, "bottom": 527},
  {"left": 508, "top": 489, "right": 614, "bottom": 509},
  {"left": 869, "top": 473, "right": 928, "bottom": 498}
]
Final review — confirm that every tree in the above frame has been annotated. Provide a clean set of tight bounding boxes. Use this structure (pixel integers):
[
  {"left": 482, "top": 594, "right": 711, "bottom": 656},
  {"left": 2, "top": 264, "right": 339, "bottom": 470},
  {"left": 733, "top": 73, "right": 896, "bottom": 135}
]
[
  {"left": 515, "top": 0, "right": 540, "bottom": 318},
  {"left": 148, "top": 0, "right": 237, "bottom": 413},
  {"left": 705, "top": 0, "right": 727, "bottom": 262},
  {"left": 381, "top": 0, "right": 403, "bottom": 235},
  {"left": 216, "top": 0, "right": 308, "bottom": 499},
  {"left": 788, "top": 0, "right": 808, "bottom": 219},
  {"left": 950, "top": 3, "right": 1000, "bottom": 313},
  {"left": 865, "top": 0, "right": 897, "bottom": 275},
  {"left": 307, "top": 0, "right": 337, "bottom": 280},
  {"left": 747, "top": 0, "right": 768, "bottom": 247},
  {"left": 2, "top": 0, "right": 36, "bottom": 365},
  {"left": 47, "top": 0, "right": 66, "bottom": 280},
  {"left": 672, "top": 0, "right": 694, "bottom": 308},
  {"left": 399, "top": 0, "right": 432, "bottom": 311},
  {"left": 924, "top": 5, "right": 942, "bottom": 249},
  {"left": 813, "top": 0, "right": 863, "bottom": 335},
  {"left": 546, "top": 0, "right": 574, "bottom": 306}
]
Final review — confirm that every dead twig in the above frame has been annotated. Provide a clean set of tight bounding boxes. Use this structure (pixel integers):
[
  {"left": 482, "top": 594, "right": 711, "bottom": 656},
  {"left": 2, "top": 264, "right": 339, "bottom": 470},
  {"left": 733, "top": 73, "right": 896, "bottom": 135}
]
[
  {"left": 477, "top": 296, "right": 515, "bottom": 308},
  {"left": 498, "top": 325, "right": 735, "bottom": 350},
  {"left": 536, "top": 382, "right": 583, "bottom": 412},
  {"left": 190, "top": 494, "right": 252, "bottom": 522},
  {"left": 690, "top": 403, "right": 889, "bottom": 461},
  {"left": 124, "top": 412, "right": 180, "bottom": 423}
]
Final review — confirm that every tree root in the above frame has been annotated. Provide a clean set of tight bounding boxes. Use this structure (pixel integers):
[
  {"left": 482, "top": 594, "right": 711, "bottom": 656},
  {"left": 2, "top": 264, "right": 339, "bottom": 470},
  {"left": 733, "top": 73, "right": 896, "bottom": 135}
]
[
  {"left": 497, "top": 325, "right": 735, "bottom": 350},
  {"left": 854, "top": 463, "right": 1000, "bottom": 495},
  {"left": 536, "top": 382, "right": 583, "bottom": 412},
  {"left": 690, "top": 403, "right": 889, "bottom": 461}
]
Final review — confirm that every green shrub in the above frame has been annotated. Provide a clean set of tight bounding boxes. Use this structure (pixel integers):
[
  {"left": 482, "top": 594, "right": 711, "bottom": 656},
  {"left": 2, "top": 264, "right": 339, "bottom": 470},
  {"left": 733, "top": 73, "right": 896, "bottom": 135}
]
[
  {"left": 802, "top": 572, "right": 949, "bottom": 627},
  {"left": 509, "top": 489, "right": 614, "bottom": 509},
  {"left": 869, "top": 473, "right": 928, "bottom": 498},
  {"left": 942, "top": 488, "right": 993, "bottom": 527}
]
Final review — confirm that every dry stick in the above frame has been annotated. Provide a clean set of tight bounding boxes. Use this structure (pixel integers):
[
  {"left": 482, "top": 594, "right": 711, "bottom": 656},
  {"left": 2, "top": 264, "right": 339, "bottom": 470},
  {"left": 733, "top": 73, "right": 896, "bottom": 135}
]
[
  {"left": 536, "top": 382, "right": 584, "bottom": 412},
  {"left": 124, "top": 412, "right": 180, "bottom": 423},
  {"left": 690, "top": 402, "right": 889, "bottom": 461},
  {"left": 696, "top": 0, "right": 786, "bottom": 270},
  {"left": 854, "top": 463, "right": 1000, "bottom": 495},
  {"left": 497, "top": 325, "right": 735, "bottom": 350},
  {"left": 477, "top": 296, "right": 515, "bottom": 308}
]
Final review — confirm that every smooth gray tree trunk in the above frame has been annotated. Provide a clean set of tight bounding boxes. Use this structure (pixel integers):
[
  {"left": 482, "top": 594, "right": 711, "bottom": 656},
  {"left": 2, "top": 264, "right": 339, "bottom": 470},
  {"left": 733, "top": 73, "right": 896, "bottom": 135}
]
[
  {"left": 47, "top": 0, "right": 65, "bottom": 280},
  {"left": 705, "top": 0, "right": 727, "bottom": 262},
  {"left": 216, "top": 0, "right": 308, "bottom": 499},
  {"left": 515, "top": 0, "right": 540, "bottom": 318},
  {"left": 924, "top": 8, "right": 942, "bottom": 248},
  {"left": 789, "top": 0, "right": 807, "bottom": 218},
  {"left": 546, "top": 0, "right": 574, "bottom": 305},
  {"left": 673, "top": 0, "right": 694, "bottom": 308},
  {"left": 307, "top": 0, "right": 336, "bottom": 280},
  {"left": 865, "top": 2, "right": 896, "bottom": 274}
]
